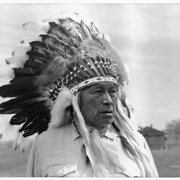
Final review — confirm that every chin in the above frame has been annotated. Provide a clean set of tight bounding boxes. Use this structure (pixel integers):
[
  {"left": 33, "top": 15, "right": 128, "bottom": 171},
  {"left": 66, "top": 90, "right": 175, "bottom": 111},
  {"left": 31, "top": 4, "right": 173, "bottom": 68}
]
[{"left": 100, "top": 118, "right": 114, "bottom": 127}]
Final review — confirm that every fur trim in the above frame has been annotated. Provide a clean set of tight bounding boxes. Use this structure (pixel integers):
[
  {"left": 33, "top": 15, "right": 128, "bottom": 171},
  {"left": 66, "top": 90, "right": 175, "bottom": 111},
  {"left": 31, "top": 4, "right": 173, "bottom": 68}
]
[
  {"left": 35, "top": 57, "right": 69, "bottom": 88},
  {"left": 49, "top": 87, "right": 72, "bottom": 129}
]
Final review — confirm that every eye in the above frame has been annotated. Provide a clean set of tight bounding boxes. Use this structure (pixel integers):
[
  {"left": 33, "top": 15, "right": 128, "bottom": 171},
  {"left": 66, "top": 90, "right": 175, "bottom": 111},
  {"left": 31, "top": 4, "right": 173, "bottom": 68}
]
[
  {"left": 109, "top": 88, "right": 118, "bottom": 96},
  {"left": 110, "top": 89, "right": 117, "bottom": 93},
  {"left": 93, "top": 89, "right": 103, "bottom": 94}
]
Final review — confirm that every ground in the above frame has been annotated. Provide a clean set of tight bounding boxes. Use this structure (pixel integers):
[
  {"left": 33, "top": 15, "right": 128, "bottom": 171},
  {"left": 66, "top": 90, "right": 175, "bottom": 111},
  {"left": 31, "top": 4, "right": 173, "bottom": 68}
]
[
  {"left": 152, "top": 146, "right": 180, "bottom": 177},
  {"left": 0, "top": 141, "right": 180, "bottom": 177},
  {"left": 0, "top": 141, "right": 29, "bottom": 177}
]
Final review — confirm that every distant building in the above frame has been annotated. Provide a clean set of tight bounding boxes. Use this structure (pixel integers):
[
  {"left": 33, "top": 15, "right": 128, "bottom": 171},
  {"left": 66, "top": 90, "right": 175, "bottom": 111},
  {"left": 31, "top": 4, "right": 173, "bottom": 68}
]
[
  {"left": 139, "top": 125, "right": 166, "bottom": 150},
  {"left": 165, "top": 134, "right": 180, "bottom": 148}
]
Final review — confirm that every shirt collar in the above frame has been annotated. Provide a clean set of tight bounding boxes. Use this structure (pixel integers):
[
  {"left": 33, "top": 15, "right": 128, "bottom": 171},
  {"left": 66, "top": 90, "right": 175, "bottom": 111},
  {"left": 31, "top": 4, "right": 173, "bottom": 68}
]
[
  {"left": 86, "top": 124, "right": 118, "bottom": 140},
  {"left": 103, "top": 125, "right": 119, "bottom": 140},
  {"left": 72, "top": 120, "right": 119, "bottom": 141}
]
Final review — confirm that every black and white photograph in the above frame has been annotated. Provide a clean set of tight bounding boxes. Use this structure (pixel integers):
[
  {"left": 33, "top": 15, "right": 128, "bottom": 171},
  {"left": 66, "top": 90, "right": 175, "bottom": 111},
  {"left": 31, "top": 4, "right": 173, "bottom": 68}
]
[{"left": 0, "top": 2, "right": 180, "bottom": 177}]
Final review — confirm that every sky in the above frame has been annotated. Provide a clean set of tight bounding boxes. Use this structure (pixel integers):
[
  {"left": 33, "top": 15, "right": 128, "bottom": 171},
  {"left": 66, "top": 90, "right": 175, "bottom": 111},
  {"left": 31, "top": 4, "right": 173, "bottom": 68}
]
[{"left": 0, "top": 3, "right": 180, "bottom": 134}]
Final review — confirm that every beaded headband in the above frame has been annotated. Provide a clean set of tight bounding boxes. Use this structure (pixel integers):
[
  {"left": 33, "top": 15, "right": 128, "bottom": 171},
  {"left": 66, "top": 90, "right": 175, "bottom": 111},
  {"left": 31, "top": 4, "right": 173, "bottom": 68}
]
[{"left": 70, "top": 76, "right": 117, "bottom": 94}]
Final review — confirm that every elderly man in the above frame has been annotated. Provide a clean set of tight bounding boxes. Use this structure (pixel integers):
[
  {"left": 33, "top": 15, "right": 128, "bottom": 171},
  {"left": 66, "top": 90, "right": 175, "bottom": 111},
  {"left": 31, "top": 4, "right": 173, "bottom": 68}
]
[{"left": 0, "top": 13, "right": 158, "bottom": 177}]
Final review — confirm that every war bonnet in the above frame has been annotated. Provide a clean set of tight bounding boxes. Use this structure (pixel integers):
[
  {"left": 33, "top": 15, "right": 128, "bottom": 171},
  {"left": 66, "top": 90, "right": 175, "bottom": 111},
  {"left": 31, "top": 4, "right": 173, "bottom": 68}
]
[{"left": 0, "top": 12, "right": 128, "bottom": 138}]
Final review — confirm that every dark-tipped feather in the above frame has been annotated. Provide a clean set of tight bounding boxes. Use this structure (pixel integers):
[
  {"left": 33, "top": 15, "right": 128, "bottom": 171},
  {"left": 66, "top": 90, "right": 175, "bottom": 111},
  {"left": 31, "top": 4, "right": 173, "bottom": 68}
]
[
  {"left": 0, "top": 84, "right": 38, "bottom": 98},
  {"left": 49, "top": 22, "right": 73, "bottom": 38},
  {"left": 23, "top": 115, "right": 50, "bottom": 137},
  {"left": 13, "top": 68, "right": 36, "bottom": 77},
  {"left": 26, "top": 51, "right": 50, "bottom": 63},
  {"left": 40, "top": 34, "right": 68, "bottom": 58},
  {"left": 9, "top": 96, "right": 50, "bottom": 125},
  {"left": 0, "top": 95, "right": 47, "bottom": 114},
  {"left": 19, "top": 104, "right": 50, "bottom": 134},
  {"left": 10, "top": 76, "right": 37, "bottom": 85},
  {"left": 24, "top": 60, "right": 46, "bottom": 73},
  {"left": 29, "top": 41, "right": 50, "bottom": 57}
]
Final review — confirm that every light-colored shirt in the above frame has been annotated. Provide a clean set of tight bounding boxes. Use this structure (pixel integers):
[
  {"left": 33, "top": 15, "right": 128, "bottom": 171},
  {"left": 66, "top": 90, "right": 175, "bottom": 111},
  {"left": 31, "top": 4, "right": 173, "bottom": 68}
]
[{"left": 26, "top": 123, "right": 155, "bottom": 177}]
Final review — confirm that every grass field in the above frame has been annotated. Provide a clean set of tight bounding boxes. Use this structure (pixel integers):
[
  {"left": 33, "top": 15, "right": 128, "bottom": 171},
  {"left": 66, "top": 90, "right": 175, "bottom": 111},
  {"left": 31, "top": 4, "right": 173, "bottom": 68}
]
[
  {"left": 0, "top": 141, "right": 180, "bottom": 177},
  {"left": 0, "top": 141, "right": 29, "bottom": 177},
  {"left": 152, "top": 146, "right": 180, "bottom": 177}
]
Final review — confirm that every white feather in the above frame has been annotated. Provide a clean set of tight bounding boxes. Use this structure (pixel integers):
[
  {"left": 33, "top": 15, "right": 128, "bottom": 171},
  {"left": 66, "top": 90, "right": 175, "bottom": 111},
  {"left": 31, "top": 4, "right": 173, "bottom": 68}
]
[
  {"left": 49, "top": 87, "right": 72, "bottom": 129},
  {"left": 13, "top": 132, "right": 23, "bottom": 151},
  {"left": 5, "top": 53, "right": 29, "bottom": 68},
  {"left": 103, "top": 34, "right": 111, "bottom": 44},
  {"left": 0, "top": 115, "right": 13, "bottom": 137},
  {"left": 12, "top": 132, "right": 34, "bottom": 152},
  {"left": 0, "top": 65, "right": 15, "bottom": 85},
  {"left": 13, "top": 43, "right": 31, "bottom": 55},
  {"left": 44, "top": 11, "right": 93, "bottom": 27},
  {"left": 43, "top": 16, "right": 61, "bottom": 24},
  {"left": 22, "top": 21, "right": 50, "bottom": 38}
]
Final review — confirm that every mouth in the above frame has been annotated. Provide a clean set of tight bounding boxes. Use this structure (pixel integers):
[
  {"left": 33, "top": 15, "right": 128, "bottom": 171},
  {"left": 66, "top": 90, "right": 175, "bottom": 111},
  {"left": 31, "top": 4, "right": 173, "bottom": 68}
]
[{"left": 99, "top": 110, "right": 113, "bottom": 116}]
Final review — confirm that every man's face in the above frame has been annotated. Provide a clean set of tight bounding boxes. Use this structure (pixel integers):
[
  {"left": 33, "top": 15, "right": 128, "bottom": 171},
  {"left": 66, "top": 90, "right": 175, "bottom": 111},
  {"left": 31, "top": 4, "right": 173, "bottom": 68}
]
[{"left": 79, "top": 83, "right": 118, "bottom": 130}]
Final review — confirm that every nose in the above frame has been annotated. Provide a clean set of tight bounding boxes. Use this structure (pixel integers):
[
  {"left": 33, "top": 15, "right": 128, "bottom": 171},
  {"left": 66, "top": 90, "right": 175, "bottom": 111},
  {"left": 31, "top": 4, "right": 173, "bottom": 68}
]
[{"left": 102, "top": 92, "right": 113, "bottom": 106}]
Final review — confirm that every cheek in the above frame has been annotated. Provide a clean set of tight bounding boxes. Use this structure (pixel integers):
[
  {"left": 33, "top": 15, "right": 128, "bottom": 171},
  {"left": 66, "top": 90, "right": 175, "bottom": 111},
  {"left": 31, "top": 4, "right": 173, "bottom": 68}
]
[
  {"left": 87, "top": 103, "right": 98, "bottom": 115},
  {"left": 80, "top": 91, "right": 100, "bottom": 116},
  {"left": 92, "top": 108, "right": 98, "bottom": 116},
  {"left": 86, "top": 102, "right": 100, "bottom": 120},
  {"left": 112, "top": 99, "right": 118, "bottom": 109}
]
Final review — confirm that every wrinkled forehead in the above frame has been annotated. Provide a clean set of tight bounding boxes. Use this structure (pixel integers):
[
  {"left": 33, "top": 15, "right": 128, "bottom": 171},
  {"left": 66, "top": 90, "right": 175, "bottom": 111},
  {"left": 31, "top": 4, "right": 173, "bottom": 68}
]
[{"left": 80, "top": 81, "right": 119, "bottom": 92}]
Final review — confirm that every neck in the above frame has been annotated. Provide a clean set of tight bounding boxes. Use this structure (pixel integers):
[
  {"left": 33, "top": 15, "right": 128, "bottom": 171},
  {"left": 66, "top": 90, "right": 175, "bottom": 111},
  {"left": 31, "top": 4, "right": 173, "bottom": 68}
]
[{"left": 85, "top": 124, "right": 111, "bottom": 134}]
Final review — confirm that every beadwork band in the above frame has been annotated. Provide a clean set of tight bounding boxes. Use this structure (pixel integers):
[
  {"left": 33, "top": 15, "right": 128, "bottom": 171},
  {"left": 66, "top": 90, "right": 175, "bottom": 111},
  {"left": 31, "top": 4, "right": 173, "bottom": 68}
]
[{"left": 70, "top": 76, "right": 117, "bottom": 94}]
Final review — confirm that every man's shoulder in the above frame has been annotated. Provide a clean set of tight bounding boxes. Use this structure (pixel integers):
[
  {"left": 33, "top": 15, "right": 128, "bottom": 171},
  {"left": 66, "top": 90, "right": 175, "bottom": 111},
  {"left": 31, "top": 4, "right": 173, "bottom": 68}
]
[
  {"left": 30, "top": 123, "right": 83, "bottom": 168},
  {"left": 36, "top": 123, "right": 80, "bottom": 145}
]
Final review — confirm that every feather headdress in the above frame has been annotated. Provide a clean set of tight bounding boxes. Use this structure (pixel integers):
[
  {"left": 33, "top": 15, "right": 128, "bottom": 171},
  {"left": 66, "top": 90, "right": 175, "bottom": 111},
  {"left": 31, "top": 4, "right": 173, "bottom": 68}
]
[{"left": 0, "top": 12, "right": 128, "bottom": 139}]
